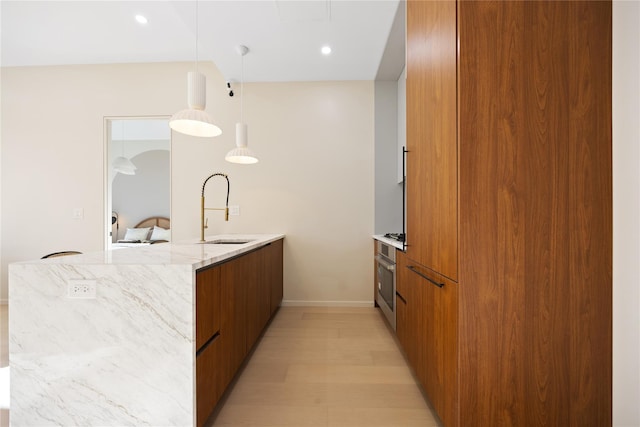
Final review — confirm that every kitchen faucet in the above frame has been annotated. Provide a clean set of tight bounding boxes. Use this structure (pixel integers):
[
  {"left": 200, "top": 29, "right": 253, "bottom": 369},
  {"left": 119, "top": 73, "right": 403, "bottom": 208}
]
[{"left": 200, "top": 173, "right": 230, "bottom": 242}]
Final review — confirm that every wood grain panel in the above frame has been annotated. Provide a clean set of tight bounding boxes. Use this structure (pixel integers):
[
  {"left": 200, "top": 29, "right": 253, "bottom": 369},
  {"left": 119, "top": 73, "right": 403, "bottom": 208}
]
[
  {"left": 395, "top": 251, "right": 423, "bottom": 380},
  {"left": 269, "top": 239, "right": 284, "bottom": 315},
  {"left": 395, "top": 251, "right": 409, "bottom": 361},
  {"left": 406, "top": 0, "right": 458, "bottom": 281},
  {"left": 458, "top": 1, "right": 528, "bottom": 425},
  {"left": 219, "top": 255, "right": 248, "bottom": 391},
  {"left": 521, "top": 2, "right": 573, "bottom": 425},
  {"left": 374, "top": 240, "right": 379, "bottom": 305},
  {"left": 202, "top": 243, "right": 285, "bottom": 424},
  {"left": 196, "top": 335, "right": 221, "bottom": 427},
  {"left": 458, "top": 1, "right": 612, "bottom": 426},
  {"left": 246, "top": 248, "right": 268, "bottom": 349},
  {"left": 407, "top": 262, "right": 459, "bottom": 427},
  {"left": 196, "top": 266, "right": 221, "bottom": 350},
  {"left": 565, "top": 2, "right": 612, "bottom": 425}
]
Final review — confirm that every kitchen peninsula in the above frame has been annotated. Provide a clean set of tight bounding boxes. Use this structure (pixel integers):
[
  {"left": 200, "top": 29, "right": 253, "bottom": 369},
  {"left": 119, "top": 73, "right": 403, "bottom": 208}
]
[{"left": 8, "top": 234, "right": 284, "bottom": 426}]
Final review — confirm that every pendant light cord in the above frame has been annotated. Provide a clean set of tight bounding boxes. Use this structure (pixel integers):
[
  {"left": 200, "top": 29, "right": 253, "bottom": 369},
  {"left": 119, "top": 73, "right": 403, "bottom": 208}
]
[
  {"left": 240, "top": 53, "right": 244, "bottom": 122},
  {"left": 121, "top": 121, "right": 125, "bottom": 157},
  {"left": 195, "top": 0, "right": 199, "bottom": 74}
]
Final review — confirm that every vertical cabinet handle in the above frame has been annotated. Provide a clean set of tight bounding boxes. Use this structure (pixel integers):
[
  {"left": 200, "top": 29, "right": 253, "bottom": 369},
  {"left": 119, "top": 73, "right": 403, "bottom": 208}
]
[
  {"left": 402, "top": 146, "right": 408, "bottom": 251},
  {"left": 407, "top": 265, "right": 444, "bottom": 288}
]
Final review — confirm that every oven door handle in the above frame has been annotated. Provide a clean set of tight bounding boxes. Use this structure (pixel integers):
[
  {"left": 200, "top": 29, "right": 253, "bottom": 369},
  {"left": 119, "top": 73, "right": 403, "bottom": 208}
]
[{"left": 375, "top": 255, "right": 395, "bottom": 271}]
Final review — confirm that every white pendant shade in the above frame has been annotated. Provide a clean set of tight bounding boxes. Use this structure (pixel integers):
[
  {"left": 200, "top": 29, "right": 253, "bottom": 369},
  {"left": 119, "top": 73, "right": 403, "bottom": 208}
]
[
  {"left": 170, "top": 107, "right": 222, "bottom": 138},
  {"left": 225, "top": 146, "right": 259, "bottom": 164},
  {"left": 113, "top": 156, "right": 137, "bottom": 175},
  {"left": 226, "top": 123, "right": 258, "bottom": 164},
  {"left": 170, "top": 72, "right": 222, "bottom": 138}
]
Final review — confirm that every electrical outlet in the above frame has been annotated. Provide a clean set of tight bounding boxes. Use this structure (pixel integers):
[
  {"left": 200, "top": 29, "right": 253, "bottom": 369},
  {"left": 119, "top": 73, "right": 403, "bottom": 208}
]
[
  {"left": 67, "top": 280, "right": 96, "bottom": 299},
  {"left": 229, "top": 205, "right": 240, "bottom": 216}
]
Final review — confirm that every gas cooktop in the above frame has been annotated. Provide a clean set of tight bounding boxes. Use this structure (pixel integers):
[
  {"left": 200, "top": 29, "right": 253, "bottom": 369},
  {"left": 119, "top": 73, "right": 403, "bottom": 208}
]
[{"left": 383, "top": 233, "right": 405, "bottom": 243}]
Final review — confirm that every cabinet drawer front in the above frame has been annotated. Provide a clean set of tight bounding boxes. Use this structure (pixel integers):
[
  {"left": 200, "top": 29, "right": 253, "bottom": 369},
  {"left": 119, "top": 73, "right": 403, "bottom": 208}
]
[
  {"left": 196, "top": 334, "right": 222, "bottom": 427},
  {"left": 404, "top": 258, "right": 459, "bottom": 427},
  {"left": 196, "top": 266, "right": 221, "bottom": 350}
]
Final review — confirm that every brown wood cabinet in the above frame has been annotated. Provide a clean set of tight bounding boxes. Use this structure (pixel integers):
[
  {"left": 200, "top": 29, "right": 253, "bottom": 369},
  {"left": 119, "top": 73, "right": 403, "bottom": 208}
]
[
  {"left": 397, "top": 250, "right": 458, "bottom": 427},
  {"left": 395, "top": 251, "right": 424, "bottom": 381},
  {"left": 405, "top": 0, "right": 458, "bottom": 282},
  {"left": 219, "top": 250, "right": 250, "bottom": 388},
  {"left": 401, "top": 1, "right": 612, "bottom": 426},
  {"left": 196, "top": 333, "right": 221, "bottom": 427},
  {"left": 196, "top": 239, "right": 284, "bottom": 427},
  {"left": 268, "top": 239, "right": 284, "bottom": 315},
  {"left": 196, "top": 266, "right": 221, "bottom": 350},
  {"left": 195, "top": 265, "right": 223, "bottom": 427}
]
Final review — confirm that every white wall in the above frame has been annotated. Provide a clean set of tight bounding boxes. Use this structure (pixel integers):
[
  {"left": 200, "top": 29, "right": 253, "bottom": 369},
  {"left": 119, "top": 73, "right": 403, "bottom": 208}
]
[
  {"left": 172, "top": 80, "right": 375, "bottom": 304},
  {"left": 397, "top": 66, "right": 406, "bottom": 184},
  {"left": 374, "top": 80, "right": 403, "bottom": 234},
  {"left": 0, "top": 62, "right": 374, "bottom": 305},
  {"left": 613, "top": 1, "right": 640, "bottom": 425}
]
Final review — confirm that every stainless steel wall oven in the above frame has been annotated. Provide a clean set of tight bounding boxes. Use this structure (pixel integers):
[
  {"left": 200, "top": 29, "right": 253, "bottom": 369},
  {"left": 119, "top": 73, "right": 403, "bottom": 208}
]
[{"left": 375, "top": 241, "right": 396, "bottom": 330}]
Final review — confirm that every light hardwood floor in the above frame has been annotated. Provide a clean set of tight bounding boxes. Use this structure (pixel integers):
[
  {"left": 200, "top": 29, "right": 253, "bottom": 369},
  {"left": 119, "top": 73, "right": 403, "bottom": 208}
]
[
  {"left": 0, "top": 305, "right": 441, "bottom": 427},
  {"left": 205, "top": 306, "right": 441, "bottom": 427}
]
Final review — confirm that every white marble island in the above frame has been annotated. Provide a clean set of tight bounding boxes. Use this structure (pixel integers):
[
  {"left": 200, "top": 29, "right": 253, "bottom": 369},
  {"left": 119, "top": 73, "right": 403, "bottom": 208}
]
[{"left": 9, "top": 234, "right": 284, "bottom": 426}]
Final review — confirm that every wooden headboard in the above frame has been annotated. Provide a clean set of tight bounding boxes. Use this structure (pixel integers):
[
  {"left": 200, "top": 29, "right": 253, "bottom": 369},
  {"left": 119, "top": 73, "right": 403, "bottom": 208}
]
[{"left": 134, "top": 217, "right": 170, "bottom": 229}]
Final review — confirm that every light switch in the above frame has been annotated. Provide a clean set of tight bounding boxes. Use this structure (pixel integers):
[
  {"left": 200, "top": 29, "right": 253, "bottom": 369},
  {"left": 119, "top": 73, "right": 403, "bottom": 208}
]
[
  {"left": 229, "top": 205, "right": 240, "bottom": 216},
  {"left": 72, "top": 208, "right": 84, "bottom": 220}
]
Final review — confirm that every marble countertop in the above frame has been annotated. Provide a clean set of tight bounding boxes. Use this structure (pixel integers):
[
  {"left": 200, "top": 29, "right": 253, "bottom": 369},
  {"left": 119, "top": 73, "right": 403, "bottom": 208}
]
[
  {"left": 8, "top": 232, "right": 285, "bottom": 426},
  {"left": 19, "top": 233, "right": 285, "bottom": 271},
  {"left": 373, "top": 234, "right": 405, "bottom": 251}
]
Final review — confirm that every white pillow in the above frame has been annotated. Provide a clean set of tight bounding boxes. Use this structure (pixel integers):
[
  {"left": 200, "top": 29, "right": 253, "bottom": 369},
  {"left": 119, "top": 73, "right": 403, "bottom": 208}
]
[
  {"left": 150, "top": 226, "right": 171, "bottom": 241},
  {"left": 123, "top": 227, "right": 151, "bottom": 241}
]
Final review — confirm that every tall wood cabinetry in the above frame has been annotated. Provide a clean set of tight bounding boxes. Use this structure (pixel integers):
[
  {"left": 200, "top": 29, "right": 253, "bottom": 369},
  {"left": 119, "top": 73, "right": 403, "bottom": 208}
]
[
  {"left": 405, "top": 0, "right": 458, "bottom": 281},
  {"left": 400, "top": 1, "right": 612, "bottom": 426}
]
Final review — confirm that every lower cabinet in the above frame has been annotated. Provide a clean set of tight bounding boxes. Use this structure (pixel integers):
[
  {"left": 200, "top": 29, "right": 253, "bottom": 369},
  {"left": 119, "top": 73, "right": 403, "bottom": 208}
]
[
  {"left": 195, "top": 239, "right": 284, "bottom": 427},
  {"left": 196, "top": 266, "right": 221, "bottom": 351},
  {"left": 396, "top": 250, "right": 458, "bottom": 427},
  {"left": 196, "top": 334, "right": 222, "bottom": 426},
  {"left": 219, "top": 250, "right": 250, "bottom": 388},
  {"left": 268, "top": 239, "right": 284, "bottom": 316}
]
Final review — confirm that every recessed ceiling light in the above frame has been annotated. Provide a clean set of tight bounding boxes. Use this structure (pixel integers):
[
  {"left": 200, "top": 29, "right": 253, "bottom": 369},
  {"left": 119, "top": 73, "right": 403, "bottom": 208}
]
[
  {"left": 321, "top": 45, "right": 332, "bottom": 55},
  {"left": 135, "top": 15, "right": 148, "bottom": 25}
]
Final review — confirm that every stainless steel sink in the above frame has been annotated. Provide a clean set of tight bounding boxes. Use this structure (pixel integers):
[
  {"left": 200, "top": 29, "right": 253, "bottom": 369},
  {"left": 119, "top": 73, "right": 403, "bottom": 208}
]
[{"left": 199, "top": 239, "right": 254, "bottom": 245}]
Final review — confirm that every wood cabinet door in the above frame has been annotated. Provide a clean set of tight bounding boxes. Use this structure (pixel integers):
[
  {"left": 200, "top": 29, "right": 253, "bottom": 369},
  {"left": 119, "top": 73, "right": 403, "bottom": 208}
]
[
  {"left": 195, "top": 266, "right": 221, "bottom": 351},
  {"left": 457, "top": 2, "right": 611, "bottom": 426},
  {"left": 219, "top": 255, "right": 248, "bottom": 390},
  {"left": 405, "top": 261, "right": 458, "bottom": 427},
  {"left": 395, "top": 251, "right": 425, "bottom": 382},
  {"left": 406, "top": 0, "right": 458, "bottom": 281},
  {"left": 395, "top": 251, "right": 409, "bottom": 353},
  {"left": 196, "top": 335, "right": 221, "bottom": 427},
  {"left": 373, "top": 240, "right": 378, "bottom": 304},
  {"left": 246, "top": 247, "right": 269, "bottom": 349},
  {"left": 268, "top": 239, "right": 284, "bottom": 315}
]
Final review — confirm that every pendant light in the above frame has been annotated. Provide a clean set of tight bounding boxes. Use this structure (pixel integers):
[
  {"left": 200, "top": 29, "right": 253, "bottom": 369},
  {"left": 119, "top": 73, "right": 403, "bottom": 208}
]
[
  {"left": 113, "top": 121, "right": 136, "bottom": 175},
  {"left": 225, "top": 45, "right": 258, "bottom": 164},
  {"left": 169, "top": 0, "right": 222, "bottom": 138}
]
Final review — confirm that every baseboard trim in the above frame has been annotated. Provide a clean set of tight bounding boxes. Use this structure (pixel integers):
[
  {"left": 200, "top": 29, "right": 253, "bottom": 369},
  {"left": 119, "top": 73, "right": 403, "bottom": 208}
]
[{"left": 281, "top": 300, "right": 374, "bottom": 308}]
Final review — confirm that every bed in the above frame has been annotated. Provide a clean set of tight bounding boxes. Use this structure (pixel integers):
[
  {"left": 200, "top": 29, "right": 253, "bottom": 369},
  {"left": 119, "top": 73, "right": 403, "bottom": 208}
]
[{"left": 111, "top": 216, "right": 171, "bottom": 248}]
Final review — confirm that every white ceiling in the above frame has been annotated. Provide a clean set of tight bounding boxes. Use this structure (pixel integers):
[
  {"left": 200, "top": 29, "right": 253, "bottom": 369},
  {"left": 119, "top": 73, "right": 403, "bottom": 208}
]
[{"left": 1, "top": 0, "right": 404, "bottom": 83}]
